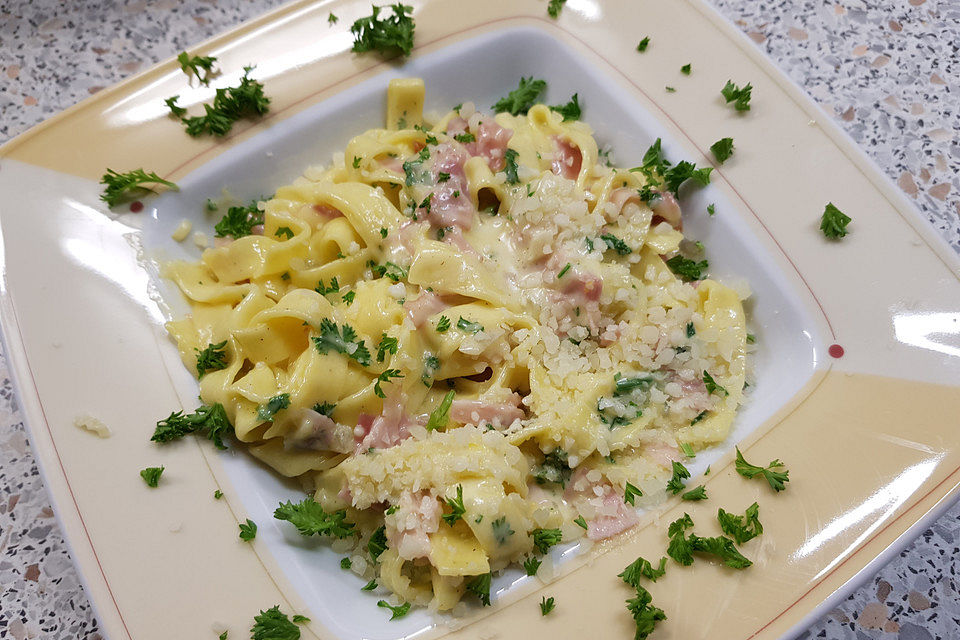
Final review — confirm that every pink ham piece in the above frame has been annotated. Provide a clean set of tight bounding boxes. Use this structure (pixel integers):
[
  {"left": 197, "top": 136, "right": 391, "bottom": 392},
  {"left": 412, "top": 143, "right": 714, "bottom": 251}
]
[
  {"left": 312, "top": 203, "right": 344, "bottom": 220},
  {"left": 551, "top": 136, "right": 582, "bottom": 180},
  {"left": 385, "top": 491, "right": 442, "bottom": 560},
  {"left": 465, "top": 119, "right": 513, "bottom": 172},
  {"left": 403, "top": 291, "right": 448, "bottom": 328},
  {"left": 643, "top": 441, "right": 685, "bottom": 469},
  {"left": 651, "top": 190, "right": 683, "bottom": 230},
  {"left": 428, "top": 142, "right": 475, "bottom": 230},
  {"left": 354, "top": 391, "right": 416, "bottom": 453},
  {"left": 561, "top": 269, "right": 602, "bottom": 302},
  {"left": 445, "top": 116, "right": 469, "bottom": 137},
  {"left": 450, "top": 393, "right": 525, "bottom": 427},
  {"left": 586, "top": 491, "right": 640, "bottom": 541},
  {"left": 250, "top": 224, "right": 265, "bottom": 235},
  {"left": 378, "top": 155, "right": 404, "bottom": 175}
]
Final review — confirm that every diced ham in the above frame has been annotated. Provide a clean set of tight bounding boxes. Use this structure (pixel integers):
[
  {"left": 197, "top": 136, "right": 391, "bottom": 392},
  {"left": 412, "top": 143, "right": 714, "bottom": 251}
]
[
  {"left": 651, "top": 191, "right": 682, "bottom": 230},
  {"left": 606, "top": 187, "right": 645, "bottom": 223},
  {"left": 465, "top": 119, "right": 513, "bottom": 172},
  {"left": 354, "top": 391, "right": 416, "bottom": 453},
  {"left": 551, "top": 136, "right": 582, "bottom": 180},
  {"left": 587, "top": 491, "right": 640, "bottom": 541},
  {"left": 643, "top": 441, "right": 685, "bottom": 468},
  {"left": 385, "top": 491, "right": 442, "bottom": 560},
  {"left": 562, "top": 269, "right": 602, "bottom": 302},
  {"left": 378, "top": 155, "right": 404, "bottom": 174},
  {"left": 427, "top": 142, "right": 475, "bottom": 230},
  {"left": 440, "top": 226, "right": 480, "bottom": 257},
  {"left": 450, "top": 393, "right": 525, "bottom": 427},
  {"left": 403, "top": 291, "right": 448, "bottom": 327},
  {"left": 284, "top": 408, "right": 353, "bottom": 453},
  {"left": 445, "top": 116, "right": 469, "bottom": 137},
  {"left": 250, "top": 224, "right": 265, "bottom": 235},
  {"left": 312, "top": 203, "right": 344, "bottom": 220}
]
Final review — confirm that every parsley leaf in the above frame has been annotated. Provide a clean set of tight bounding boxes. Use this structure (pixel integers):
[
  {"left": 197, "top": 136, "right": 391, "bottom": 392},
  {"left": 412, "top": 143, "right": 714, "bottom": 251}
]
[
  {"left": 707, "top": 203, "right": 716, "bottom": 216},
  {"left": 547, "top": 0, "right": 567, "bottom": 18},
  {"left": 533, "top": 448, "right": 571, "bottom": 487},
  {"left": 557, "top": 263, "right": 572, "bottom": 278},
  {"left": 165, "top": 96, "right": 187, "bottom": 118},
  {"left": 666, "top": 513, "right": 695, "bottom": 565},
  {"left": 377, "top": 600, "right": 411, "bottom": 620},
  {"left": 702, "top": 371, "right": 728, "bottom": 396},
  {"left": 666, "top": 513, "right": 752, "bottom": 568},
  {"left": 717, "top": 502, "right": 763, "bottom": 544},
  {"left": 373, "top": 369, "right": 403, "bottom": 398},
  {"left": 531, "top": 528, "right": 563, "bottom": 554},
  {"left": 151, "top": 403, "right": 233, "bottom": 450},
  {"left": 625, "top": 585, "right": 667, "bottom": 640},
  {"left": 680, "top": 63, "right": 692, "bottom": 75},
  {"left": 636, "top": 37, "right": 650, "bottom": 52},
  {"left": 466, "top": 573, "right": 492, "bottom": 606},
  {"left": 273, "top": 497, "right": 356, "bottom": 538},
  {"left": 140, "top": 466, "right": 164, "bottom": 487},
  {"left": 666, "top": 461, "right": 691, "bottom": 494},
  {"left": 493, "top": 77, "right": 546, "bottom": 115},
  {"left": 614, "top": 375, "right": 655, "bottom": 396},
  {"left": 435, "top": 315, "right": 451, "bottom": 333},
  {"left": 820, "top": 202, "right": 851, "bottom": 239},
  {"left": 734, "top": 447, "right": 790, "bottom": 492},
  {"left": 376, "top": 333, "right": 399, "bottom": 363},
  {"left": 362, "top": 579, "right": 378, "bottom": 591},
  {"left": 721, "top": 80, "right": 753, "bottom": 111},
  {"left": 239, "top": 518, "right": 257, "bottom": 542},
  {"left": 453, "top": 131, "right": 475, "bottom": 143},
  {"left": 275, "top": 226, "right": 294, "bottom": 239},
  {"left": 313, "top": 402, "right": 336, "bottom": 418},
  {"left": 600, "top": 233, "right": 632, "bottom": 255},
  {"left": 176, "top": 51, "right": 218, "bottom": 85},
  {"left": 574, "top": 515, "right": 588, "bottom": 530},
  {"left": 457, "top": 317, "right": 484, "bottom": 333},
  {"left": 291, "top": 615, "right": 310, "bottom": 624},
  {"left": 491, "top": 516, "right": 515, "bottom": 545},
  {"left": 99, "top": 168, "right": 178, "bottom": 207},
  {"left": 710, "top": 137, "right": 735, "bottom": 164},
  {"left": 340, "top": 557, "right": 352, "bottom": 570},
  {"left": 540, "top": 596, "right": 556, "bottom": 615},
  {"left": 619, "top": 555, "right": 667, "bottom": 587},
  {"left": 503, "top": 148, "right": 520, "bottom": 184},
  {"left": 550, "top": 93, "right": 581, "bottom": 122},
  {"left": 662, "top": 161, "right": 712, "bottom": 194},
  {"left": 179, "top": 66, "right": 271, "bottom": 137},
  {"left": 686, "top": 321, "right": 696, "bottom": 338},
  {"left": 341, "top": 291, "right": 356, "bottom": 305},
  {"left": 312, "top": 319, "right": 371, "bottom": 366},
  {"left": 328, "top": 12, "right": 338, "bottom": 24},
  {"left": 442, "top": 484, "right": 466, "bottom": 526},
  {"left": 624, "top": 481, "right": 643, "bottom": 506},
  {"left": 315, "top": 277, "right": 340, "bottom": 295},
  {"left": 251, "top": 606, "right": 300, "bottom": 640},
  {"left": 351, "top": 4, "right": 416, "bottom": 58},
  {"left": 368, "top": 525, "right": 388, "bottom": 561},
  {"left": 369, "top": 260, "right": 408, "bottom": 282},
  {"left": 681, "top": 485, "right": 708, "bottom": 501},
  {"left": 257, "top": 393, "right": 291, "bottom": 421},
  {"left": 426, "top": 389, "right": 455, "bottom": 431},
  {"left": 665, "top": 255, "right": 708, "bottom": 281},
  {"left": 195, "top": 340, "right": 228, "bottom": 378},
  {"left": 214, "top": 202, "right": 264, "bottom": 238},
  {"left": 523, "top": 557, "right": 542, "bottom": 576},
  {"left": 214, "top": 489, "right": 223, "bottom": 499},
  {"left": 421, "top": 354, "right": 440, "bottom": 386}
]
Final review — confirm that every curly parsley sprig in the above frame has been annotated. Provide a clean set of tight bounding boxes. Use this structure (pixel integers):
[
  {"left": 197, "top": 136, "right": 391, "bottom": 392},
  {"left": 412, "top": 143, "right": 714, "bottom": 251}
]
[{"left": 99, "top": 168, "right": 178, "bottom": 207}]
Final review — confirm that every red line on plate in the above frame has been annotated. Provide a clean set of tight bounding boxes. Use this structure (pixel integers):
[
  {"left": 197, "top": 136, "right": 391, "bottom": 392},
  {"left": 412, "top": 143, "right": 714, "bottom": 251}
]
[{"left": 7, "top": 300, "right": 135, "bottom": 640}]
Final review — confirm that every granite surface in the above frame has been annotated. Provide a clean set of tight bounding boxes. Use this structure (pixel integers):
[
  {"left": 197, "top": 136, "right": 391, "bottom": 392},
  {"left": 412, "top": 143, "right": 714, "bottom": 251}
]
[{"left": 1, "top": 1, "right": 959, "bottom": 639}]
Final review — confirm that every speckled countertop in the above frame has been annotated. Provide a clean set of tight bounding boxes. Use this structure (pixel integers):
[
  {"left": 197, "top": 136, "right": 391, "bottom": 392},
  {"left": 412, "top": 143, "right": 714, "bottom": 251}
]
[{"left": 1, "top": 1, "right": 958, "bottom": 639}]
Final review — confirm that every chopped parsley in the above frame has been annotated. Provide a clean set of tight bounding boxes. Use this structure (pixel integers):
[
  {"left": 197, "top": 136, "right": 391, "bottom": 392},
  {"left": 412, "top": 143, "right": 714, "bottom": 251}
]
[
  {"left": 291, "top": 615, "right": 310, "bottom": 624},
  {"left": 368, "top": 525, "right": 388, "bottom": 561},
  {"left": 421, "top": 354, "right": 440, "bottom": 386},
  {"left": 426, "top": 390, "right": 455, "bottom": 431},
  {"left": 533, "top": 448, "right": 571, "bottom": 487},
  {"left": 195, "top": 340, "right": 228, "bottom": 378},
  {"left": 350, "top": 3, "right": 416, "bottom": 58},
  {"left": 373, "top": 369, "right": 403, "bottom": 398},
  {"left": 273, "top": 496, "right": 356, "bottom": 538},
  {"left": 453, "top": 131, "right": 475, "bottom": 143},
  {"left": 681, "top": 485, "right": 708, "bottom": 501},
  {"left": 665, "top": 86, "right": 676, "bottom": 93},
  {"left": 600, "top": 233, "right": 632, "bottom": 255},
  {"left": 523, "top": 556, "right": 542, "bottom": 575},
  {"left": 625, "top": 585, "right": 667, "bottom": 640},
  {"left": 238, "top": 518, "right": 257, "bottom": 542},
  {"left": 362, "top": 580, "right": 378, "bottom": 591},
  {"left": 636, "top": 37, "right": 650, "bottom": 52},
  {"left": 557, "top": 263, "right": 572, "bottom": 278},
  {"left": 680, "top": 63, "right": 691, "bottom": 75},
  {"left": 666, "top": 513, "right": 751, "bottom": 568},
  {"left": 614, "top": 374, "right": 655, "bottom": 396},
  {"left": 214, "top": 490, "right": 223, "bottom": 499},
  {"left": 702, "top": 371, "right": 728, "bottom": 396},
  {"left": 214, "top": 202, "right": 264, "bottom": 238},
  {"left": 540, "top": 596, "right": 556, "bottom": 615},
  {"left": 340, "top": 557, "right": 352, "bottom": 570},
  {"left": 547, "top": 0, "right": 567, "bottom": 18},
  {"left": 402, "top": 155, "right": 429, "bottom": 186},
  {"left": 176, "top": 51, "right": 217, "bottom": 85},
  {"left": 503, "top": 148, "right": 520, "bottom": 184},
  {"left": 275, "top": 226, "right": 294, "bottom": 239},
  {"left": 666, "top": 461, "right": 691, "bottom": 495},
  {"left": 690, "top": 411, "right": 708, "bottom": 425},
  {"left": 257, "top": 393, "right": 291, "bottom": 421},
  {"left": 679, "top": 442, "right": 695, "bottom": 457},
  {"left": 312, "top": 319, "right": 371, "bottom": 366},
  {"left": 380, "top": 227, "right": 389, "bottom": 238},
  {"left": 165, "top": 95, "right": 186, "bottom": 118},
  {"left": 341, "top": 291, "right": 356, "bottom": 305},
  {"left": 707, "top": 203, "right": 716, "bottom": 216},
  {"left": 721, "top": 80, "right": 753, "bottom": 112},
  {"left": 436, "top": 315, "right": 451, "bottom": 333},
  {"left": 315, "top": 277, "right": 340, "bottom": 295},
  {"left": 328, "top": 12, "right": 338, "bottom": 24},
  {"left": 718, "top": 502, "right": 763, "bottom": 544},
  {"left": 686, "top": 321, "right": 696, "bottom": 338},
  {"left": 369, "top": 260, "right": 407, "bottom": 282},
  {"left": 442, "top": 484, "right": 466, "bottom": 525},
  {"left": 376, "top": 333, "right": 399, "bottom": 363},
  {"left": 665, "top": 255, "right": 708, "bottom": 281},
  {"left": 465, "top": 573, "right": 492, "bottom": 606},
  {"left": 624, "top": 482, "right": 643, "bottom": 506},
  {"left": 619, "top": 555, "right": 667, "bottom": 587},
  {"left": 437, "top": 171, "right": 451, "bottom": 182},
  {"left": 99, "top": 168, "right": 178, "bottom": 207},
  {"left": 152, "top": 402, "right": 233, "bottom": 450},
  {"left": 531, "top": 528, "right": 563, "bottom": 554},
  {"left": 177, "top": 66, "right": 271, "bottom": 137},
  {"left": 746, "top": 333, "right": 756, "bottom": 344},
  {"left": 377, "top": 600, "right": 411, "bottom": 620},
  {"left": 820, "top": 202, "right": 851, "bottom": 239},
  {"left": 139, "top": 466, "right": 164, "bottom": 488},
  {"left": 574, "top": 515, "right": 588, "bottom": 530},
  {"left": 550, "top": 93, "right": 581, "bottom": 122},
  {"left": 250, "top": 606, "right": 299, "bottom": 640},
  {"left": 491, "top": 516, "right": 515, "bottom": 545},
  {"left": 710, "top": 137, "right": 735, "bottom": 164},
  {"left": 457, "top": 317, "right": 484, "bottom": 333},
  {"left": 735, "top": 447, "right": 790, "bottom": 492},
  {"left": 662, "top": 161, "right": 712, "bottom": 194},
  {"left": 493, "top": 77, "right": 546, "bottom": 115}
]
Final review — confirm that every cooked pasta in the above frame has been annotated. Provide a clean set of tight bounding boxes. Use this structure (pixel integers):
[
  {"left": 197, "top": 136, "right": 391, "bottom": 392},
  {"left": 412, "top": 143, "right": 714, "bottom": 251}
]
[{"left": 164, "top": 78, "right": 748, "bottom": 610}]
